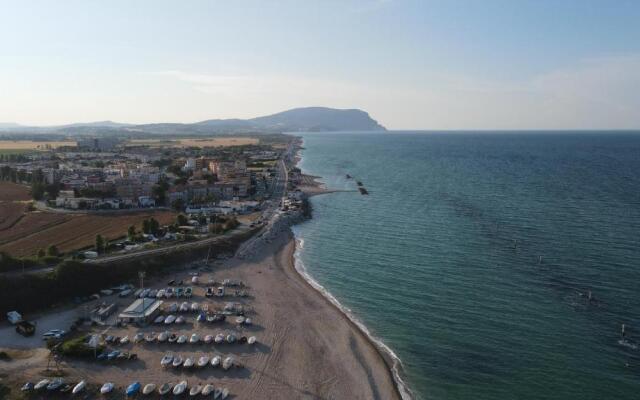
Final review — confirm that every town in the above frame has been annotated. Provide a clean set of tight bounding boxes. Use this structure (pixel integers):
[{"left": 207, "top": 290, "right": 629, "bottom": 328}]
[{"left": 0, "top": 134, "right": 308, "bottom": 261}]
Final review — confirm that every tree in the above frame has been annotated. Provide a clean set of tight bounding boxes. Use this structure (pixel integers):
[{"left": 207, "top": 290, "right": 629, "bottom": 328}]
[
  {"left": 31, "top": 181, "right": 45, "bottom": 200},
  {"left": 149, "top": 217, "right": 160, "bottom": 235},
  {"left": 37, "top": 248, "right": 46, "bottom": 258},
  {"left": 142, "top": 219, "right": 151, "bottom": 234},
  {"left": 152, "top": 184, "right": 167, "bottom": 205},
  {"left": 45, "top": 183, "right": 60, "bottom": 199},
  {"left": 127, "top": 225, "right": 137, "bottom": 241},
  {"left": 176, "top": 214, "right": 188, "bottom": 226},
  {"left": 95, "top": 235, "right": 105, "bottom": 254},
  {"left": 171, "top": 198, "right": 185, "bottom": 211},
  {"left": 46, "top": 245, "right": 60, "bottom": 257}
]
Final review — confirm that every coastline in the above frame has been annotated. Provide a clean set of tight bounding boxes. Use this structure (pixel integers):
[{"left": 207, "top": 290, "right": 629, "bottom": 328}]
[{"left": 291, "top": 138, "right": 413, "bottom": 400}]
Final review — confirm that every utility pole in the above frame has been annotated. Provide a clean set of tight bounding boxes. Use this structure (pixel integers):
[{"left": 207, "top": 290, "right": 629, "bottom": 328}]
[{"left": 138, "top": 271, "right": 146, "bottom": 291}]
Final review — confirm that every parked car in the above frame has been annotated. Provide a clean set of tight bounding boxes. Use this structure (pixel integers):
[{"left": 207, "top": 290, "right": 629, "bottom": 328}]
[{"left": 42, "top": 329, "right": 66, "bottom": 340}]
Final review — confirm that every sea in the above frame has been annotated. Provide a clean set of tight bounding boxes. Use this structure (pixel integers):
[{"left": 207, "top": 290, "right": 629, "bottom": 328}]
[{"left": 290, "top": 131, "right": 640, "bottom": 400}]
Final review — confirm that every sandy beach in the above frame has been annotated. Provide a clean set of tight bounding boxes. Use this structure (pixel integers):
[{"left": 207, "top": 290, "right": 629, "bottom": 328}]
[{"left": 0, "top": 221, "right": 401, "bottom": 400}]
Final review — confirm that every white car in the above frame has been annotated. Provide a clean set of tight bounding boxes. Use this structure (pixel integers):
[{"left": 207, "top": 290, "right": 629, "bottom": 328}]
[{"left": 42, "top": 329, "right": 66, "bottom": 340}]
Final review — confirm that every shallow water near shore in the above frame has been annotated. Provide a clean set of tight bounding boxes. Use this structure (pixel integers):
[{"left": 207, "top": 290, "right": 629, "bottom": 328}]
[{"left": 291, "top": 131, "right": 640, "bottom": 400}]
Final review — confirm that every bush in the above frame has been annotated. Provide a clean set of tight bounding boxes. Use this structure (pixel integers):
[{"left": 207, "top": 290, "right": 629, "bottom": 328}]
[{"left": 59, "top": 336, "right": 102, "bottom": 358}]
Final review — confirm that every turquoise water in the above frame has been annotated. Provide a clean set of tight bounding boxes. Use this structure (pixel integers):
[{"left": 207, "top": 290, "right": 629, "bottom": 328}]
[{"left": 291, "top": 132, "right": 640, "bottom": 400}]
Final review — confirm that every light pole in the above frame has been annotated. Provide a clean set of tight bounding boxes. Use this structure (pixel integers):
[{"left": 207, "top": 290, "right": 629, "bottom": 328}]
[{"left": 138, "top": 271, "right": 146, "bottom": 291}]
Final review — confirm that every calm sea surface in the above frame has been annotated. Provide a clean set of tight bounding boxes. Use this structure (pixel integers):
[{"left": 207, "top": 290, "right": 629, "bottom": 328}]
[{"left": 291, "top": 132, "right": 640, "bottom": 400}]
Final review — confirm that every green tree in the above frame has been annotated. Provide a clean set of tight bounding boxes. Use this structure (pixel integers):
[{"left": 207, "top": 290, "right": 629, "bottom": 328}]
[
  {"left": 37, "top": 248, "right": 46, "bottom": 258},
  {"left": 176, "top": 213, "right": 188, "bottom": 226},
  {"left": 95, "top": 235, "right": 105, "bottom": 254},
  {"left": 171, "top": 198, "right": 185, "bottom": 211},
  {"left": 46, "top": 245, "right": 60, "bottom": 257},
  {"left": 142, "top": 219, "right": 151, "bottom": 234},
  {"left": 31, "top": 181, "right": 45, "bottom": 200},
  {"left": 45, "top": 183, "right": 60, "bottom": 199},
  {"left": 127, "top": 225, "right": 137, "bottom": 241},
  {"left": 149, "top": 217, "right": 160, "bottom": 235}
]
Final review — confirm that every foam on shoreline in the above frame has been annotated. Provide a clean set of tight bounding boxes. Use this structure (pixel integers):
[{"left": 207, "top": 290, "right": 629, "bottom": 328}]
[
  {"left": 291, "top": 230, "right": 414, "bottom": 400},
  {"left": 291, "top": 135, "right": 414, "bottom": 399}
]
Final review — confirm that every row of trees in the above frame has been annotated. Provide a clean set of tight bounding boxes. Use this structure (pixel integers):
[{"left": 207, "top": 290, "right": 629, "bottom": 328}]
[{"left": 0, "top": 153, "right": 29, "bottom": 163}]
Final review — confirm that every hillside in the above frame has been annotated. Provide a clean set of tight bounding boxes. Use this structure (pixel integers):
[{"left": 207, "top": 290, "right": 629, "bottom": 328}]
[{"left": 0, "top": 107, "right": 386, "bottom": 135}]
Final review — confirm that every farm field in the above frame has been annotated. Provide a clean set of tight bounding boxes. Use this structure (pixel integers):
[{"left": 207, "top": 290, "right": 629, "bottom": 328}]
[
  {"left": 0, "top": 181, "right": 30, "bottom": 201},
  {"left": 0, "top": 210, "right": 176, "bottom": 257},
  {"left": 0, "top": 140, "right": 76, "bottom": 150},
  {"left": 127, "top": 137, "right": 259, "bottom": 148}
]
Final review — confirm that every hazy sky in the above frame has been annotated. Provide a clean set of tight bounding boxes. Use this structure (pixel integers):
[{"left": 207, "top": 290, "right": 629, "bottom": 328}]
[{"left": 1, "top": 0, "right": 639, "bottom": 129}]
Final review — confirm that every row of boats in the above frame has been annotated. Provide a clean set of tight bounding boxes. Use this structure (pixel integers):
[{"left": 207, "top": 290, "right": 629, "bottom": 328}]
[
  {"left": 160, "top": 354, "right": 237, "bottom": 370},
  {"left": 134, "top": 331, "right": 257, "bottom": 345},
  {"left": 137, "top": 286, "right": 193, "bottom": 299},
  {"left": 24, "top": 379, "right": 87, "bottom": 394},
  {"left": 23, "top": 379, "right": 229, "bottom": 398}
]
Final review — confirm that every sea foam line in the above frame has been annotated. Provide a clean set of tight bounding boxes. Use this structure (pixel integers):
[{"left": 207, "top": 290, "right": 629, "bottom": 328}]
[{"left": 291, "top": 232, "right": 414, "bottom": 400}]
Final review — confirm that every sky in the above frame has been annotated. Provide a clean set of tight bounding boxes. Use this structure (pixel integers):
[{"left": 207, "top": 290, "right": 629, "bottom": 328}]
[{"left": 0, "top": 0, "right": 639, "bottom": 130}]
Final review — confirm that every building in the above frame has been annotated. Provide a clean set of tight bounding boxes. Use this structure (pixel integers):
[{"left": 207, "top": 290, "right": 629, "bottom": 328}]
[{"left": 118, "top": 298, "right": 163, "bottom": 324}]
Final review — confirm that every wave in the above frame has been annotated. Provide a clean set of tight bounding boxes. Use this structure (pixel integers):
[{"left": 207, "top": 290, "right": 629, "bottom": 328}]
[{"left": 291, "top": 231, "right": 415, "bottom": 400}]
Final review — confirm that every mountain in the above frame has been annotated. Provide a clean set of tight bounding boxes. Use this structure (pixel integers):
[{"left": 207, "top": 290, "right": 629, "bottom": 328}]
[
  {"left": 198, "top": 107, "right": 386, "bottom": 132},
  {"left": 0, "top": 123, "right": 24, "bottom": 129},
  {"left": 0, "top": 107, "right": 386, "bottom": 135},
  {"left": 0, "top": 120, "right": 131, "bottom": 133}
]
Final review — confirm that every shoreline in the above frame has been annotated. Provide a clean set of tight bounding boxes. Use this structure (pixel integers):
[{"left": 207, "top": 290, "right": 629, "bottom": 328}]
[
  {"left": 291, "top": 137, "right": 413, "bottom": 399},
  {"left": 289, "top": 232, "right": 413, "bottom": 400}
]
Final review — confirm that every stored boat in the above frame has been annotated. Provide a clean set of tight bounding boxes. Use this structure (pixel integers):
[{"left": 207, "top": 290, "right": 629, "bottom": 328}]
[
  {"left": 168, "top": 333, "right": 178, "bottom": 343},
  {"left": 100, "top": 382, "right": 114, "bottom": 394},
  {"left": 202, "top": 384, "right": 215, "bottom": 396},
  {"left": 226, "top": 334, "right": 236, "bottom": 344},
  {"left": 126, "top": 381, "right": 141, "bottom": 397},
  {"left": 46, "top": 378, "right": 64, "bottom": 391},
  {"left": 190, "top": 333, "right": 200, "bottom": 344},
  {"left": 158, "top": 382, "right": 173, "bottom": 395},
  {"left": 204, "top": 334, "right": 213, "bottom": 344},
  {"left": 72, "top": 380, "right": 86, "bottom": 394},
  {"left": 154, "top": 315, "right": 166, "bottom": 324},
  {"left": 164, "top": 315, "right": 176, "bottom": 324},
  {"left": 161, "top": 354, "right": 174, "bottom": 367},
  {"left": 189, "top": 384, "right": 202, "bottom": 396},
  {"left": 214, "top": 333, "right": 225, "bottom": 344},
  {"left": 222, "top": 357, "right": 233, "bottom": 370},
  {"left": 248, "top": 336, "right": 257, "bottom": 345},
  {"left": 158, "top": 331, "right": 169, "bottom": 342},
  {"left": 197, "top": 355, "right": 210, "bottom": 367},
  {"left": 120, "top": 335, "right": 130, "bottom": 344},
  {"left": 143, "top": 383, "right": 156, "bottom": 395},
  {"left": 176, "top": 315, "right": 186, "bottom": 324},
  {"left": 183, "top": 357, "right": 195, "bottom": 368},
  {"left": 173, "top": 381, "right": 188, "bottom": 395},
  {"left": 180, "top": 302, "right": 189, "bottom": 312},
  {"left": 210, "top": 356, "right": 221, "bottom": 367},
  {"left": 34, "top": 379, "right": 50, "bottom": 391},
  {"left": 172, "top": 355, "right": 184, "bottom": 367},
  {"left": 177, "top": 335, "right": 187, "bottom": 344},
  {"left": 21, "top": 382, "right": 33, "bottom": 392}
]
